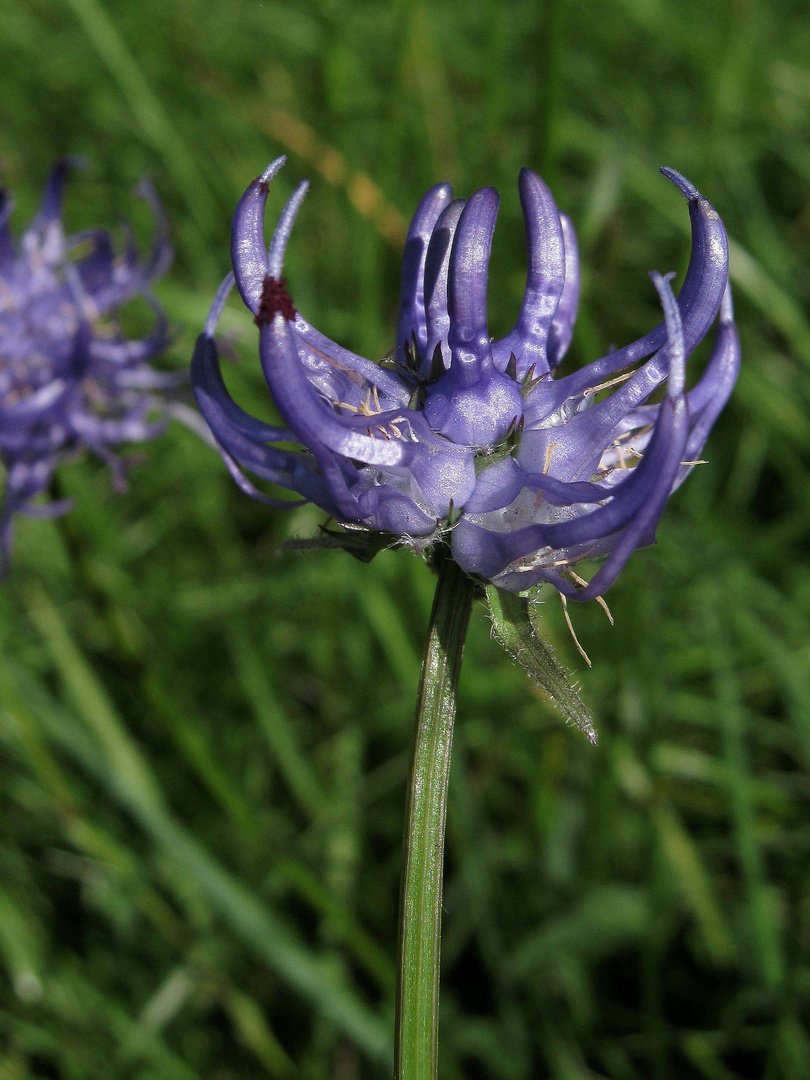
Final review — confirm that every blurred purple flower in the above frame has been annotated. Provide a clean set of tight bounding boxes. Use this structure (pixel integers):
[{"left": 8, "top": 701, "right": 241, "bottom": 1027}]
[
  {"left": 0, "top": 159, "right": 192, "bottom": 570},
  {"left": 193, "top": 158, "right": 738, "bottom": 599}
]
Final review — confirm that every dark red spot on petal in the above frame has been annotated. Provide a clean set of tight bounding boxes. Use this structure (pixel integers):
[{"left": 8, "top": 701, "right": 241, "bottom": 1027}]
[{"left": 255, "top": 275, "right": 297, "bottom": 325}]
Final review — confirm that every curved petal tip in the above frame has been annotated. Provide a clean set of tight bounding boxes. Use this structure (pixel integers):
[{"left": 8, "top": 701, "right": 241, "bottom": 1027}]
[
  {"left": 258, "top": 157, "right": 287, "bottom": 187},
  {"left": 660, "top": 167, "right": 701, "bottom": 202},
  {"left": 205, "top": 272, "right": 236, "bottom": 337}
]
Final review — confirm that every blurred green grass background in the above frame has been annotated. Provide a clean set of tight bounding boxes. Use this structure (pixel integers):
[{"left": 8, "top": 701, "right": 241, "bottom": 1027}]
[{"left": 2, "top": 0, "right": 810, "bottom": 1076}]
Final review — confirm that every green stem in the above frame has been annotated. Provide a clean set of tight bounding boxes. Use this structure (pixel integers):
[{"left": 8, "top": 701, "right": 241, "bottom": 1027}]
[{"left": 395, "top": 554, "right": 476, "bottom": 1080}]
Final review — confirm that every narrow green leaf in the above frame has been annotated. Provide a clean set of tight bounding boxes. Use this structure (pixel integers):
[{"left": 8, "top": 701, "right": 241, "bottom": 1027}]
[
  {"left": 225, "top": 619, "right": 324, "bottom": 818},
  {"left": 24, "top": 582, "right": 166, "bottom": 815},
  {"left": 653, "top": 805, "right": 735, "bottom": 966},
  {"left": 703, "top": 594, "right": 785, "bottom": 991},
  {"left": 485, "top": 586, "right": 597, "bottom": 745},
  {"left": 23, "top": 586, "right": 392, "bottom": 1066},
  {"left": 60, "top": 0, "right": 216, "bottom": 251},
  {"left": 0, "top": 887, "right": 43, "bottom": 1004},
  {"left": 506, "top": 884, "right": 650, "bottom": 978}
]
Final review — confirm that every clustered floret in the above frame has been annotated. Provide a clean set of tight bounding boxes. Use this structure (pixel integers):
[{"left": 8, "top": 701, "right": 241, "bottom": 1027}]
[
  {"left": 193, "top": 157, "right": 739, "bottom": 599},
  {"left": 0, "top": 159, "right": 189, "bottom": 569}
]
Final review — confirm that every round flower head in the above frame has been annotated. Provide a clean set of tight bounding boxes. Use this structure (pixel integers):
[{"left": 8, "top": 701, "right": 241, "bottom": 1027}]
[
  {"left": 0, "top": 159, "right": 186, "bottom": 570},
  {"left": 193, "top": 158, "right": 739, "bottom": 600}
]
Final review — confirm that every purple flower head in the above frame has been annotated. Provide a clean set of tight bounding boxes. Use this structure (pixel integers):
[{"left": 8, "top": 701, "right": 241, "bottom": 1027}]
[
  {"left": 0, "top": 159, "right": 182, "bottom": 570},
  {"left": 193, "top": 158, "right": 739, "bottom": 599}
]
